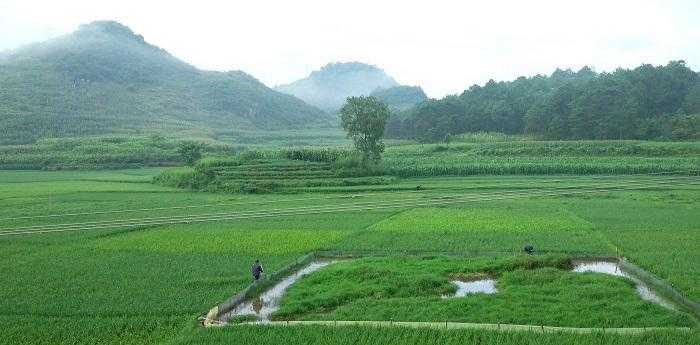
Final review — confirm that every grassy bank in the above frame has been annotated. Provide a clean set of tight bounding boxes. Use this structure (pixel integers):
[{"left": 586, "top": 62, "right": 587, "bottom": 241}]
[{"left": 179, "top": 324, "right": 699, "bottom": 345}]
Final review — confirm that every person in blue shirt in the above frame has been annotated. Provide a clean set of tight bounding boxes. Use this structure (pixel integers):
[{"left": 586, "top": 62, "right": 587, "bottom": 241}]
[{"left": 251, "top": 259, "right": 264, "bottom": 281}]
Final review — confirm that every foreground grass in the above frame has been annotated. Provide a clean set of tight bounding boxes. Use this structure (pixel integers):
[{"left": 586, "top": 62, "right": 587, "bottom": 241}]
[
  {"left": 179, "top": 325, "right": 699, "bottom": 345},
  {"left": 0, "top": 315, "right": 187, "bottom": 345}
]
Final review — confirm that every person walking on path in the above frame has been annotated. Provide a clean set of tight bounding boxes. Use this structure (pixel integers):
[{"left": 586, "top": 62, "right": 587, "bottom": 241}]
[{"left": 251, "top": 259, "right": 264, "bottom": 281}]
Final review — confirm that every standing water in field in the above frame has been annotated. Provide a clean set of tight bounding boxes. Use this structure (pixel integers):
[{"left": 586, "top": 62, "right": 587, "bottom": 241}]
[
  {"left": 571, "top": 260, "right": 676, "bottom": 310},
  {"left": 442, "top": 279, "right": 498, "bottom": 298},
  {"left": 220, "top": 261, "right": 333, "bottom": 323}
]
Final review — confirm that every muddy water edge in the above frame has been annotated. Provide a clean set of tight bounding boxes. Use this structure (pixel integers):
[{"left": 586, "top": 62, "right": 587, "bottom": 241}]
[
  {"left": 571, "top": 259, "right": 677, "bottom": 310},
  {"left": 219, "top": 261, "right": 334, "bottom": 323}
]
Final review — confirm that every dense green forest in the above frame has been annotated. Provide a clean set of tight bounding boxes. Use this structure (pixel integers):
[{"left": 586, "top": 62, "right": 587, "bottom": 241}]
[
  {"left": 387, "top": 61, "right": 700, "bottom": 141},
  {"left": 0, "top": 21, "right": 330, "bottom": 145}
]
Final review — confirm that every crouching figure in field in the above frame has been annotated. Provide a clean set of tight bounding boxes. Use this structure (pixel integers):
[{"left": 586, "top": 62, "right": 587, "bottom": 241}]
[{"left": 251, "top": 259, "right": 264, "bottom": 281}]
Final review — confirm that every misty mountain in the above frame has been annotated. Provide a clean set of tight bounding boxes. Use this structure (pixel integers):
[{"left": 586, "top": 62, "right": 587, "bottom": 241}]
[
  {"left": 370, "top": 86, "right": 428, "bottom": 111},
  {"left": 0, "top": 21, "right": 330, "bottom": 145},
  {"left": 275, "top": 62, "right": 400, "bottom": 112}
]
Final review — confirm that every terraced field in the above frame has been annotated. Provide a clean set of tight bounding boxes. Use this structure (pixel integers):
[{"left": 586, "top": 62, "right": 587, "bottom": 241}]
[
  {"left": 149, "top": 140, "right": 700, "bottom": 196},
  {"left": 154, "top": 158, "right": 394, "bottom": 193},
  {"left": 207, "top": 160, "right": 392, "bottom": 192}
]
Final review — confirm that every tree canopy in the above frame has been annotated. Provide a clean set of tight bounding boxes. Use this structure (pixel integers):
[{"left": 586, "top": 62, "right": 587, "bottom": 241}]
[
  {"left": 387, "top": 61, "right": 699, "bottom": 141},
  {"left": 177, "top": 141, "right": 207, "bottom": 166},
  {"left": 340, "top": 96, "right": 390, "bottom": 162}
]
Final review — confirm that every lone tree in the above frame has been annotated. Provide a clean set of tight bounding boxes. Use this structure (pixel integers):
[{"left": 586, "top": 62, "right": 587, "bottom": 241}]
[
  {"left": 340, "top": 96, "right": 390, "bottom": 162},
  {"left": 177, "top": 140, "right": 206, "bottom": 166}
]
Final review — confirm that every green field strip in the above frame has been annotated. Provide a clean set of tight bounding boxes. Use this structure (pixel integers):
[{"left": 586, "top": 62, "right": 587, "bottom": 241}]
[
  {"left": 7, "top": 171, "right": 688, "bottom": 221},
  {"left": 231, "top": 320, "right": 693, "bottom": 334},
  {"left": 2, "top": 176, "right": 697, "bottom": 236}
]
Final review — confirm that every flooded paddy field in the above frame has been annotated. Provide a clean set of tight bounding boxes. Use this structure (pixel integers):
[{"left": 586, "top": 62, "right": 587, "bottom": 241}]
[
  {"left": 217, "top": 255, "right": 694, "bottom": 328},
  {"left": 220, "top": 261, "right": 334, "bottom": 322},
  {"left": 571, "top": 260, "right": 677, "bottom": 310}
]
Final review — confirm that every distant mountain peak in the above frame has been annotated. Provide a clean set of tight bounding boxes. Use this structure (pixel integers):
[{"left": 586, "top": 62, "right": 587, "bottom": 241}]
[
  {"left": 276, "top": 61, "right": 400, "bottom": 112},
  {"left": 314, "top": 61, "right": 389, "bottom": 75},
  {"left": 76, "top": 20, "right": 145, "bottom": 42}
]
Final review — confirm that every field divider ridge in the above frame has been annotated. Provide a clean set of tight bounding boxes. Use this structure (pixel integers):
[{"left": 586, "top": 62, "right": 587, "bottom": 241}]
[
  {"left": 202, "top": 252, "right": 317, "bottom": 327},
  {"left": 234, "top": 320, "right": 692, "bottom": 334},
  {"left": 619, "top": 258, "right": 700, "bottom": 319},
  {"left": 204, "top": 251, "right": 697, "bottom": 330}
]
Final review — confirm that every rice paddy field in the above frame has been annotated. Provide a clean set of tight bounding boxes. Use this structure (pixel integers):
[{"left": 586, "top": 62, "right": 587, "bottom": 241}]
[{"left": 0, "top": 140, "right": 698, "bottom": 345}]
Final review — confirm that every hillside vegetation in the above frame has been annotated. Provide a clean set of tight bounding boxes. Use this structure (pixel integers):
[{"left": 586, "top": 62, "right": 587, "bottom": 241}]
[
  {"left": 371, "top": 85, "right": 428, "bottom": 111},
  {"left": 0, "top": 135, "right": 234, "bottom": 170},
  {"left": 0, "top": 21, "right": 330, "bottom": 145},
  {"left": 388, "top": 62, "right": 700, "bottom": 141}
]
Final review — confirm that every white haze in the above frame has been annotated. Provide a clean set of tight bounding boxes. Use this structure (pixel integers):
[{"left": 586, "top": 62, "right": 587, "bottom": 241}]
[{"left": 1, "top": 0, "right": 698, "bottom": 98}]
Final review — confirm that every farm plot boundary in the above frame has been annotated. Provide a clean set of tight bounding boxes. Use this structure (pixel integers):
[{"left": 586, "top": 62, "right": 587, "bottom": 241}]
[
  {"left": 202, "top": 251, "right": 699, "bottom": 329},
  {"left": 230, "top": 320, "right": 693, "bottom": 334}
]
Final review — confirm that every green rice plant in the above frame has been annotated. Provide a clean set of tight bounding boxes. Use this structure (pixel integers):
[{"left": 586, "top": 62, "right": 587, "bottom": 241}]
[
  {"left": 453, "top": 131, "right": 534, "bottom": 143},
  {"left": 180, "top": 324, "right": 699, "bottom": 345},
  {"left": 152, "top": 167, "right": 195, "bottom": 188},
  {"left": 0, "top": 135, "right": 231, "bottom": 170},
  {"left": 282, "top": 147, "right": 352, "bottom": 163},
  {"left": 335, "top": 206, "right": 612, "bottom": 254}
]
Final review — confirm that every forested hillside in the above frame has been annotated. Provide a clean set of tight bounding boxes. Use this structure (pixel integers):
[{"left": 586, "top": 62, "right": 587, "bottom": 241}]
[
  {"left": 0, "top": 21, "right": 330, "bottom": 145},
  {"left": 275, "top": 62, "right": 400, "bottom": 112},
  {"left": 370, "top": 86, "right": 428, "bottom": 111},
  {"left": 387, "top": 62, "right": 700, "bottom": 141}
]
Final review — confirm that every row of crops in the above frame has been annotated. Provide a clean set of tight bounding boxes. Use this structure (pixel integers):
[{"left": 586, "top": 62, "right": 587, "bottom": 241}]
[
  {"left": 384, "top": 141, "right": 700, "bottom": 176},
  {"left": 388, "top": 140, "right": 700, "bottom": 156},
  {"left": 384, "top": 157, "right": 700, "bottom": 177},
  {"left": 0, "top": 135, "right": 230, "bottom": 170},
  {"left": 153, "top": 141, "right": 700, "bottom": 193}
]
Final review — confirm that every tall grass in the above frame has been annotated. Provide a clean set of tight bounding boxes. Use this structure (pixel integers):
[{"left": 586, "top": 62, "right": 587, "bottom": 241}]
[
  {"left": 453, "top": 131, "right": 535, "bottom": 143},
  {"left": 282, "top": 147, "right": 351, "bottom": 163},
  {"left": 184, "top": 325, "right": 699, "bottom": 345},
  {"left": 383, "top": 141, "right": 700, "bottom": 177},
  {"left": 0, "top": 135, "right": 230, "bottom": 170}
]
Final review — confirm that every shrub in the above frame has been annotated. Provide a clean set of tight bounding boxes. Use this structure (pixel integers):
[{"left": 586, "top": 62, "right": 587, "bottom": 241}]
[
  {"left": 152, "top": 167, "right": 195, "bottom": 188},
  {"left": 282, "top": 147, "right": 351, "bottom": 163}
]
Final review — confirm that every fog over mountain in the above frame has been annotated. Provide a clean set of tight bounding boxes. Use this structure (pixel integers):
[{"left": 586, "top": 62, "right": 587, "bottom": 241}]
[{"left": 275, "top": 62, "right": 402, "bottom": 112}]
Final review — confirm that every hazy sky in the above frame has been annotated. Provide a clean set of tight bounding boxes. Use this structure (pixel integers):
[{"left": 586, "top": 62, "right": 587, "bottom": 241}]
[{"left": 1, "top": 0, "right": 699, "bottom": 97}]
